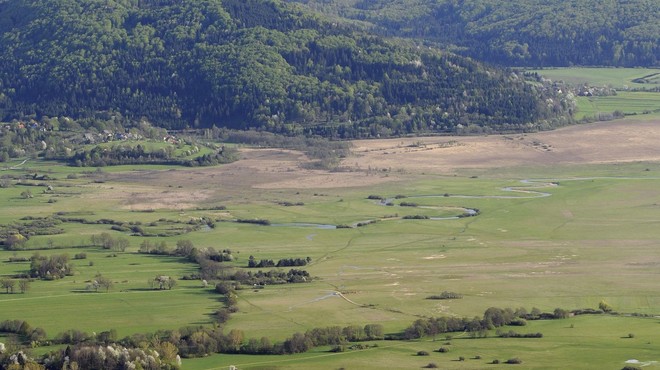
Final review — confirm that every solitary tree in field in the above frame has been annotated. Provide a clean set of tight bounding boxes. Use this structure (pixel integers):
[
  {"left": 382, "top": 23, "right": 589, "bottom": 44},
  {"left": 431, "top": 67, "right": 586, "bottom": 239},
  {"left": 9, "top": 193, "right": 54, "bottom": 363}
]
[
  {"left": 154, "top": 275, "right": 176, "bottom": 290},
  {"left": 19, "top": 279, "right": 30, "bottom": 293},
  {"left": 96, "top": 275, "right": 113, "bottom": 292},
  {"left": 115, "top": 237, "right": 130, "bottom": 252}
]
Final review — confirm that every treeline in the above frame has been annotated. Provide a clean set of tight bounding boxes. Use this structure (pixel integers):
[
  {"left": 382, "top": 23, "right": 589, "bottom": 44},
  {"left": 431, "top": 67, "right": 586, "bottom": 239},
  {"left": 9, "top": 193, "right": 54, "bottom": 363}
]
[
  {"left": 0, "top": 301, "right": 623, "bottom": 368},
  {"left": 0, "top": 319, "right": 48, "bottom": 343},
  {"left": 292, "top": 0, "right": 659, "bottom": 67},
  {"left": 0, "top": 0, "right": 571, "bottom": 136},
  {"left": 247, "top": 255, "right": 311, "bottom": 268},
  {"left": 137, "top": 239, "right": 312, "bottom": 286},
  {"left": 67, "top": 143, "right": 237, "bottom": 167},
  {"left": 401, "top": 306, "right": 570, "bottom": 340},
  {"left": 231, "top": 269, "right": 310, "bottom": 285},
  {"left": 1, "top": 320, "right": 385, "bottom": 369}
]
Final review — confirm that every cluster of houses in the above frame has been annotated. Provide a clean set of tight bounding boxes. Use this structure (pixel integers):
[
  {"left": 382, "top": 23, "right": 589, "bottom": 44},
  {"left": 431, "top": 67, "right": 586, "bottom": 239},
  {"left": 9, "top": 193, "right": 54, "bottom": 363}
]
[
  {"left": 575, "top": 84, "right": 617, "bottom": 97},
  {"left": 83, "top": 130, "right": 144, "bottom": 144},
  {"left": 1, "top": 120, "right": 51, "bottom": 132}
]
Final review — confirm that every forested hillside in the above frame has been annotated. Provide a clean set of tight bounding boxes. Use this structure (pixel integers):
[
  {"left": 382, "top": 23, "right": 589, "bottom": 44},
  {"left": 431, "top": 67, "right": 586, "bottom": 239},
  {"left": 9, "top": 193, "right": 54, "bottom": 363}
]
[
  {"left": 291, "top": 0, "right": 660, "bottom": 67},
  {"left": 0, "top": 0, "right": 571, "bottom": 136}
]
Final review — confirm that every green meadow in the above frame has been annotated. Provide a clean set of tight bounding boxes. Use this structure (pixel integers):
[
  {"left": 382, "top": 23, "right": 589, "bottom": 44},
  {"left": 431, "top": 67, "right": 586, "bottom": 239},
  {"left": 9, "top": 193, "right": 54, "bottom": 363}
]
[
  {"left": 2, "top": 156, "right": 660, "bottom": 368},
  {"left": 528, "top": 67, "right": 660, "bottom": 89},
  {"left": 528, "top": 68, "right": 660, "bottom": 120},
  {"left": 575, "top": 91, "right": 660, "bottom": 119},
  {"left": 185, "top": 315, "right": 659, "bottom": 370}
]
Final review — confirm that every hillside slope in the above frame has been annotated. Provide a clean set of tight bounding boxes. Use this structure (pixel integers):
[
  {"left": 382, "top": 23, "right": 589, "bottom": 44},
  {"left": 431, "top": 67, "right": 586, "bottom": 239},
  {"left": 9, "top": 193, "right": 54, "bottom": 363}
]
[
  {"left": 0, "top": 0, "right": 570, "bottom": 136},
  {"left": 290, "top": 0, "right": 660, "bottom": 67}
]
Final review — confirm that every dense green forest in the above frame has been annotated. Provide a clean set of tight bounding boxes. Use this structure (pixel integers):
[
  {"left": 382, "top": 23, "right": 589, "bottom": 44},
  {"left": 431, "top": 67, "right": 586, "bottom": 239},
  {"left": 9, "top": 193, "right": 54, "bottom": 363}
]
[
  {"left": 0, "top": 0, "right": 572, "bottom": 137},
  {"left": 290, "top": 0, "right": 660, "bottom": 67}
]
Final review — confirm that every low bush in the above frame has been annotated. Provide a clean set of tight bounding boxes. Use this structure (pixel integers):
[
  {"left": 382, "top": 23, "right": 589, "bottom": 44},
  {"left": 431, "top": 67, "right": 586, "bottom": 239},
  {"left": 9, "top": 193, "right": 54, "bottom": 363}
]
[{"left": 427, "top": 291, "right": 463, "bottom": 300}]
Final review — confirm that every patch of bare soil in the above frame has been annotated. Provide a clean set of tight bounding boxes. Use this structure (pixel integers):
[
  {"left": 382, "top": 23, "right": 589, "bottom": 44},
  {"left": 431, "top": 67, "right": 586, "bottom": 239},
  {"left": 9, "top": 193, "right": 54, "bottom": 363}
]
[
  {"left": 86, "top": 183, "right": 214, "bottom": 210},
  {"left": 108, "top": 119, "right": 660, "bottom": 203},
  {"left": 348, "top": 119, "right": 660, "bottom": 175}
]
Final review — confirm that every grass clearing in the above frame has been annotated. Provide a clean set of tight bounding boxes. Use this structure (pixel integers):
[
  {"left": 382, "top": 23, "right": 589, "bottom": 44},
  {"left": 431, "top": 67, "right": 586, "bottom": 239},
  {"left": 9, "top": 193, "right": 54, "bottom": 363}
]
[
  {"left": 575, "top": 91, "right": 660, "bottom": 119},
  {"left": 9, "top": 167, "right": 659, "bottom": 350},
  {"left": 528, "top": 67, "right": 660, "bottom": 89},
  {"left": 527, "top": 67, "right": 660, "bottom": 120},
  {"left": 183, "top": 315, "right": 660, "bottom": 369},
  {"left": 2, "top": 108, "right": 660, "bottom": 368}
]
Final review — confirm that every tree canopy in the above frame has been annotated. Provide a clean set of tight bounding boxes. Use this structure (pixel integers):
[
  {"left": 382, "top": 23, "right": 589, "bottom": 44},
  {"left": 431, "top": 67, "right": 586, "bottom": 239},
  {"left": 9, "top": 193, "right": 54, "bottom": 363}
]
[
  {"left": 0, "top": 0, "right": 571, "bottom": 136},
  {"left": 290, "top": 0, "right": 660, "bottom": 67}
]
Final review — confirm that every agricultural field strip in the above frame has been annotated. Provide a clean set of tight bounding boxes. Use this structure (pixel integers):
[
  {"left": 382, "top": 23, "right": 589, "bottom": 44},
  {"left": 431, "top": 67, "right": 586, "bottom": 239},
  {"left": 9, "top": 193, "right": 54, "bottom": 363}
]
[
  {"left": 199, "top": 339, "right": 428, "bottom": 370},
  {"left": 410, "top": 176, "right": 660, "bottom": 197},
  {"left": 0, "top": 287, "right": 199, "bottom": 303}
]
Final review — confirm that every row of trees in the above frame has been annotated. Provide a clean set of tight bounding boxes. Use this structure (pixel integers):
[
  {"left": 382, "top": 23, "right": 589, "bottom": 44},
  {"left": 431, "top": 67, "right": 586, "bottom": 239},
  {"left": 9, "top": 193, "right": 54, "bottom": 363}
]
[
  {"left": 0, "top": 319, "right": 47, "bottom": 344},
  {"left": 0, "top": 279, "right": 29, "bottom": 294},
  {"left": 0, "top": 304, "right": 576, "bottom": 367},
  {"left": 402, "top": 306, "right": 571, "bottom": 340},
  {"left": 68, "top": 143, "right": 237, "bottom": 167},
  {"left": 247, "top": 256, "right": 311, "bottom": 268},
  {"left": 90, "top": 232, "right": 130, "bottom": 252}
]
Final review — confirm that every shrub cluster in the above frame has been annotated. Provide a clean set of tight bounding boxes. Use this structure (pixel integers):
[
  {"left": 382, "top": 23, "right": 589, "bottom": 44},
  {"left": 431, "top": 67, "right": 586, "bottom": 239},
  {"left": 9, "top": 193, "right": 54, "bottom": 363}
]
[
  {"left": 29, "top": 253, "right": 73, "bottom": 279},
  {"left": 496, "top": 330, "right": 543, "bottom": 338},
  {"left": 427, "top": 291, "right": 463, "bottom": 300},
  {"left": 247, "top": 256, "right": 311, "bottom": 268},
  {"left": 0, "top": 319, "right": 47, "bottom": 343},
  {"left": 401, "top": 306, "right": 569, "bottom": 340}
]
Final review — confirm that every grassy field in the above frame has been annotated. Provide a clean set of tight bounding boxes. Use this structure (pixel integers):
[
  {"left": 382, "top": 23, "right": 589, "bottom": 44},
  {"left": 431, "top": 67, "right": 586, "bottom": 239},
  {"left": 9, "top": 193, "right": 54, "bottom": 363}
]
[
  {"left": 3, "top": 75, "right": 660, "bottom": 367},
  {"left": 528, "top": 68, "right": 660, "bottom": 120},
  {"left": 575, "top": 91, "right": 660, "bottom": 119},
  {"left": 184, "top": 315, "right": 659, "bottom": 369},
  {"left": 528, "top": 67, "right": 660, "bottom": 89},
  {"left": 0, "top": 247, "right": 216, "bottom": 338},
  {"left": 2, "top": 157, "right": 660, "bottom": 369}
]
